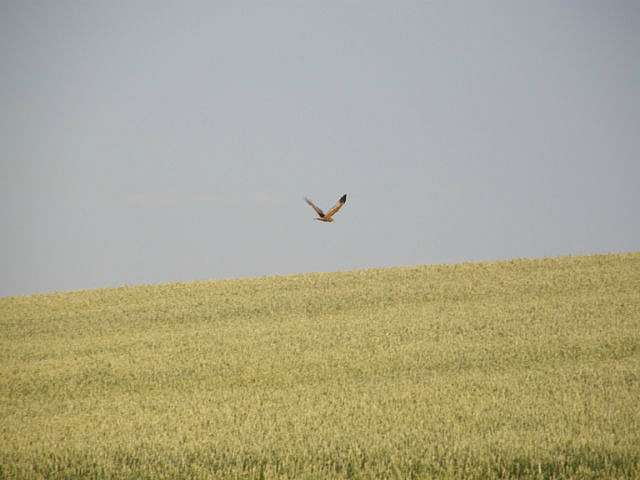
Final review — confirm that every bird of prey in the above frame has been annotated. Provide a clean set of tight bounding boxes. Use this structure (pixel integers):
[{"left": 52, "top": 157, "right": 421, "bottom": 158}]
[{"left": 304, "top": 194, "right": 347, "bottom": 222}]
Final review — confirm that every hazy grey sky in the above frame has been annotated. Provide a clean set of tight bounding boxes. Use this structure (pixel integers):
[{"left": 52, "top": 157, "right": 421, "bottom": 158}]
[{"left": 2, "top": 1, "right": 639, "bottom": 297}]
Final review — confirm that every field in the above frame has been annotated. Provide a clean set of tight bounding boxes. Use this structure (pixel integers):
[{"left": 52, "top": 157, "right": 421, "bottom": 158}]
[{"left": 1, "top": 253, "right": 639, "bottom": 479}]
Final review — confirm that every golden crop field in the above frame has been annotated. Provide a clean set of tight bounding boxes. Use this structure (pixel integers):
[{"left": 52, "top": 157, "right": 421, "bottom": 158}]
[{"left": 1, "top": 253, "right": 639, "bottom": 479}]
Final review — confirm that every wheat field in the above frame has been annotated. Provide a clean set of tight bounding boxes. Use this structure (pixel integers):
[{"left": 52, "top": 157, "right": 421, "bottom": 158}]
[{"left": 1, "top": 253, "right": 639, "bottom": 479}]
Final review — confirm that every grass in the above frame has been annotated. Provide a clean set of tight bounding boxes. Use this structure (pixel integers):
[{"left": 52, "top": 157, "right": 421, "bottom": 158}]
[{"left": 1, "top": 252, "right": 639, "bottom": 479}]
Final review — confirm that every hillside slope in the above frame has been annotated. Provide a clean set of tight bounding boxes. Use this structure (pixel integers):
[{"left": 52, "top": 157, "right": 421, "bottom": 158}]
[{"left": 1, "top": 253, "right": 640, "bottom": 479}]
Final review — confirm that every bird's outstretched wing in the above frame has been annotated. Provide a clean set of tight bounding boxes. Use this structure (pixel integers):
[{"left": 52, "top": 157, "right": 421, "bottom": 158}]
[
  {"left": 304, "top": 197, "right": 325, "bottom": 218},
  {"left": 325, "top": 194, "right": 347, "bottom": 219}
]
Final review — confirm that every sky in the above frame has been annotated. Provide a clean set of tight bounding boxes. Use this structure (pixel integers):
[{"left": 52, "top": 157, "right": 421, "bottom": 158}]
[{"left": 2, "top": 1, "right": 639, "bottom": 297}]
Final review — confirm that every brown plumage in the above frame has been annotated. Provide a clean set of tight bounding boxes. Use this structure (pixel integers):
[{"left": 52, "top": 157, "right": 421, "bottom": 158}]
[{"left": 304, "top": 194, "right": 347, "bottom": 222}]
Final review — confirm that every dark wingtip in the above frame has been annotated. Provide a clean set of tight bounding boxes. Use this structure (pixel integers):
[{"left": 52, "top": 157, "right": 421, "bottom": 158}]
[{"left": 340, "top": 194, "right": 347, "bottom": 203}]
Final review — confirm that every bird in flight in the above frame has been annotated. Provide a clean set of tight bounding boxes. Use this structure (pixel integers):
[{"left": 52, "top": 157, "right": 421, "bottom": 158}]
[{"left": 304, "top": 194, "right": 347, "bottom": 222}]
